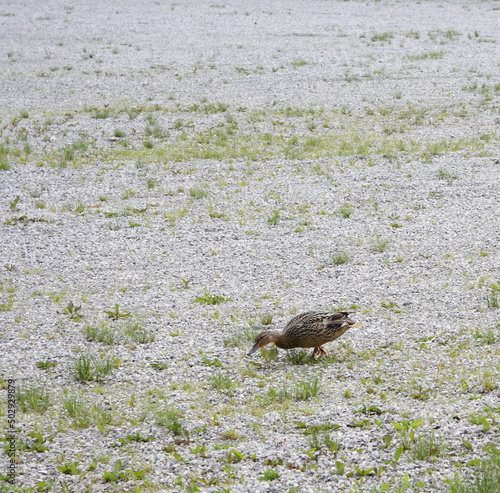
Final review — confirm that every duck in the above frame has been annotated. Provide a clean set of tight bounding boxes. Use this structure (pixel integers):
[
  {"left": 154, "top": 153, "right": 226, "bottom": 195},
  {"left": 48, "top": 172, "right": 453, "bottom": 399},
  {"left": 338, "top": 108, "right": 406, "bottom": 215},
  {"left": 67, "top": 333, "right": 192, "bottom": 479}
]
[{"left": 247, "top": 311, "right": 361, "bottom": 358}]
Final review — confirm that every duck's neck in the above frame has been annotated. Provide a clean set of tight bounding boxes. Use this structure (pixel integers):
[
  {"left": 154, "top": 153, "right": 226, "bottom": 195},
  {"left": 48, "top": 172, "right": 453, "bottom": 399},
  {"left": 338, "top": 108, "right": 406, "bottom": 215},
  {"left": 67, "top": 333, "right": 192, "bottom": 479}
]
[{"left": 272, "top": 332, "right": 286, "bottom": 349}]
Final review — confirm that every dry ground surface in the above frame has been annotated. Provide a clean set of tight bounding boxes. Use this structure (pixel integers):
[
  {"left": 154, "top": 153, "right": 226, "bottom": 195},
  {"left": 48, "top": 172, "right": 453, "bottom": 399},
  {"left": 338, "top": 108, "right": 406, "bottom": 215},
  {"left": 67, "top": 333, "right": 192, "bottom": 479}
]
[{"left": 1, "top": 0, "right": 499, "bottom": 492}]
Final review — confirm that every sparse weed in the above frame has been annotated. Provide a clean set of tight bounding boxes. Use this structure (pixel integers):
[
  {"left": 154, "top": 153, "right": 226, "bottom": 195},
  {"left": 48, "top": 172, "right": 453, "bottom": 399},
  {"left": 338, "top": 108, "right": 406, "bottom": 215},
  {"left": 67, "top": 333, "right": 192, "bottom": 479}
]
[
  {"left": 447, "top": 445, "right": 500, "bottom": 493},
  {"left": 332, "top": 250, "right": 350, "bottom": 265},
  {"left": 209, "top": 370, "right": 239, "bottom": 396},
  {"left": 72, "top": 353, "right": 118, "bottom": 382},
  {"left": 338, "top": 202, "right": 354, "bottom": 218},
  {"left": 194, "top": 291, "right": 232, "bottom": 305},
  {"left": 371, "top": 237, "right": 389, "bottom": 253},
  {"left": 293, "top": 377, "right": 320, "bottom": 400},
  {"left": 62, "top": 301, "right": 82, "bottom": 320},
  {"left": 124, "top": 322, "right": 155, "bottom": 344},
  {"left": 156, "top": 409, "right": 189, "bottom": 439},
  {"left": 84, "top": 324, "right": 116, "bottom": 345},
  {"left": 436, "top": 168, "right": 458, "bottom": 182},
  {"left": 259, "top": 469, "right": 280, "bottom": 481},
  {"left": 267, "top": 209, "right": 280, "bottom": 225},
  {"left": 17, "top": 384, "right": 51, "bottom": 414},
  {"left": 410, "top": 433, "right": 446, "bottom": 461},
  {"left": 57, "top": 461, "right": 82, "bottom": 475},
  {"left": 486, "top": 282, "right": 499, "bottom": 309},
  {"left": 104, "top": 304, "right": 131, "bottom": 320},
  {"left": 473, "top": 328, "right": 496, "bottom": 345},
  {"left": 189, "top": 188, "right": 208, "bottom": 199},
  {"left": 285, "top": 348, "right": 310, "bottom": 365},
  {"left": 36, "top": 360, "right": 57, "bottom": 370},
  {"left": 224, "top": 327, "right": 258, "bottom": 348}
]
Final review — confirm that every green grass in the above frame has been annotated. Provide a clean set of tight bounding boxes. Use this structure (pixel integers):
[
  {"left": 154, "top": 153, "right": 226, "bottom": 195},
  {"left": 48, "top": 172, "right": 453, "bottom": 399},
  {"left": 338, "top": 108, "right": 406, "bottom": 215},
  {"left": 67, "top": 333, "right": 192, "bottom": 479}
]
[
  {"left": 338, "top": 202, "right": 354, "bottom": 218},
  {"left": 436, "top": 168, "right": 458, "bottom": 182},
  {"left": 105, "top": 128, "right": 494, "bottom": 165},
  {"left": 407, "top": 51, "right": 445, "bottom": 60},
  {"left": 448, "top": 446, "right": 500, "bottom": 493},
  {"left": 332, "top": 250, "right": 350, "bottom": 265},
  {"left": 189, "top": 188, "right": 208, "bottom": 199},
  {"left": 72, "top": 353, "right": 119, "bottom": 382},
  {"left": 193, "top": 291, "right": 232, "bottom": 305},
  {"left": 209, "top": 370, "right": 239, "bottom": 395},
  {"left": 223, "top": 327, "right": 258, "bottom": 349},
  {"left": 410, "top": 433, "right": 446, "bottom": 460},
  {"left": 267, "top": 209, "right": 280, "bottom": 225},
  {"left": 371, "top": 237, "right": 390, "bottom": 253},
  {"left": 17, "top": 384, "right": 51, "bottom": 414},
  {"left": 156, "top": 409, "right": 188, "bottom": 438},
  {"left": 285, "top": 348, "right": 310, "bottom": 365},
  {"left": 84, "top": 324, "right": 116, "bottom": 345},
  {"left": 293, "top": 377, "right": 321, "bottom": 400}
]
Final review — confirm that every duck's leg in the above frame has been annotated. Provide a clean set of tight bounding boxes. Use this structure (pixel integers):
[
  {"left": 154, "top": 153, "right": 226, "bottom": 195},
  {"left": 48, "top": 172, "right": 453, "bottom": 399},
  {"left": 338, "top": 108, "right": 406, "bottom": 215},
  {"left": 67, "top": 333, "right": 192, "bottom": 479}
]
[{"left": 312, "top": 346, "right": 328, "bottom": 357}]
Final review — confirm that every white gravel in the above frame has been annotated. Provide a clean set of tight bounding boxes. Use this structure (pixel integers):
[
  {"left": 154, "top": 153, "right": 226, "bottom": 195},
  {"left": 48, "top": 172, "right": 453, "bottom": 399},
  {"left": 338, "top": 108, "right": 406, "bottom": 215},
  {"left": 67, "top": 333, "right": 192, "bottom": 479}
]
[{"left": 1, "top": 0, "right": 499, "bottom": 492}]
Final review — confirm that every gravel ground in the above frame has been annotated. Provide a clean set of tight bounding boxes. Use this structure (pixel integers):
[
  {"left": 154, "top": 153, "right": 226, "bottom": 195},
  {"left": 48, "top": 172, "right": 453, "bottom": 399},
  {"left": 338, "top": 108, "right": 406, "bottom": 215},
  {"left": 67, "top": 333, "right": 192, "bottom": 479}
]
[{"left": 1, "top": 1, "right": 499, "bottom": 492}]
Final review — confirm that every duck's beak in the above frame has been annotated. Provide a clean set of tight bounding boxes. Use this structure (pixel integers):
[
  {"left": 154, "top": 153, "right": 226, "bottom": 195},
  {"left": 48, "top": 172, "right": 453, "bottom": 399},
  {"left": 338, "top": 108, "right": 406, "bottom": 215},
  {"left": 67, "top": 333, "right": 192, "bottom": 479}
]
[{"left": 247, "top": 343, "right": 260, "bottom": 356}]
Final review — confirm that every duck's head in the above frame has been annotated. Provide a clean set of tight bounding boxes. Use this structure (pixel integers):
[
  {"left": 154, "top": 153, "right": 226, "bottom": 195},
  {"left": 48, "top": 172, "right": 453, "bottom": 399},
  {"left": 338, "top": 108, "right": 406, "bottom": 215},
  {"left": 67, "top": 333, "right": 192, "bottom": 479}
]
[{"left": 247, "top": 331, "right": 280, "bottom": 356}]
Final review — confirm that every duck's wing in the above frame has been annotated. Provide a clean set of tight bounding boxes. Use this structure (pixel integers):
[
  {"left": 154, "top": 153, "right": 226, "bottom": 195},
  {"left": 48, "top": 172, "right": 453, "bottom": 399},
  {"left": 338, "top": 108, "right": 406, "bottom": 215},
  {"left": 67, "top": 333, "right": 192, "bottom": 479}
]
[{"left": 322, "top": 311, "right": 355, "bottom": 328}]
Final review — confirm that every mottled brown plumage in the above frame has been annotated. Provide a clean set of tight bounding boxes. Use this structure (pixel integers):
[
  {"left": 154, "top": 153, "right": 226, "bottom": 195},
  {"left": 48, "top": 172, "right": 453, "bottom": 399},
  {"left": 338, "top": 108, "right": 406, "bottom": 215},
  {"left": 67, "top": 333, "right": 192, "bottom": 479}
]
[{"left": 247, "top": 311, "right": 360, "bottom": 358}]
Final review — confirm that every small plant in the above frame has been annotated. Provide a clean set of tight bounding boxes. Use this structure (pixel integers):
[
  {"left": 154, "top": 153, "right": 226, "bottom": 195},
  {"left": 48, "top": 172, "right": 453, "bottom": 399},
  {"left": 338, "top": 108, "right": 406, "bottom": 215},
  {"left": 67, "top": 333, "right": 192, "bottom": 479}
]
[
  {"left": 84, "top": 324, "right": 116, "bottom": 345},
  {"left": 285, "top": 348, "right": 310, "bottom": 365},
  {"left": 267, "top": 209, "right": 280, "bottom": 225},
  {"left": 104, "top": 304, "right": 131, "bottom": 320},
  {"left": 151, "top": 361, "right": 168, "bottom": 370},
  {"left": 371, "top": 32, "right": 394, "bottom": 42},
  {"left": 436, "top": 168, "right": 458, "bottom": 182},
  {"left": 223, "top": 327, "right": 258, "bottom": 348},
  {"left": 467, "top": 413, "right": 491, "bottom": 431},
  {"left": 308, "top": 431, "right": 340, "bottom": 452},
  {"left": 227, "top": 449, "right": 245, "bottom": 463},
  {"left": 259, "top": 469, "right": 280, "bottom": 481},
  {"left": 371, "top": 237, "right": 389, "bottom": 253},
  {"left": 332, "top": 250, "right": 350, "bottom": 265},
  {"left": 124, "top": 323, "right": 155, "bottom": 344},
  {"left": 410, "top": 383, "right": 432, "bottom": 401},
  {"left": 9, "top": 196, "right": 20, "bottom": 211},
  {"left": 62, "top": 301, "right": 82, "bottom": 320},
  {"left": 259, "top": 346, "right": 279, "bottom": 362},
  {"left": 17, "top": 384, "right": 51, "bottom": 414},
  {"left": 26, "top": 431, "right": 57, "bottom": 453},
  {"left": 189, "top": 188, "right": 208, "bottom": 199},
  {"left": 209, "top": 370, "right": 239, "bottom": 395},
  {"left": 447, "top": 445, "right": 500, "bottom": 493},
  {"left": 57, "top": 461, "right": 82, "bottom": 475},
  {"left": 72, "top": 353, "right": 118, "bottom": 382},
  {"left": 473, "top": 328, "right": 496, "bottom": 345},
  {"left": 391, "top": 418, "right": 423, "bottom": 450},
  {"left": 293, "top": 377, "right": 320, "bottom": 400},
  {"left": 486, "top": 281, "right": 499, "bottom": 309},
  {"left": 410, "top": 433, "right": 445, "bottom": 461},
  {"left": 36, "top": 360, "right": 57, "bottom": 370},
  {"left": 334, "top": 461, "right": 345, "bottom": 475},
  {"left": 102, "top": 460, "right": 123, "bottom": 482},
  {"left": 156, "top": 409, "right": 189, "bottom": 439},
  {"left": 193, "top": 291, "right": 232, "bottom": 305},
  {"left": 259, "top": 313, "right": 273, "bottom": 325},
  {"left": 63, "top": 393, "right": 92, "bottom": 428},
  {"left": 338, "top": 202, "right": 354, "bottom": 218}
]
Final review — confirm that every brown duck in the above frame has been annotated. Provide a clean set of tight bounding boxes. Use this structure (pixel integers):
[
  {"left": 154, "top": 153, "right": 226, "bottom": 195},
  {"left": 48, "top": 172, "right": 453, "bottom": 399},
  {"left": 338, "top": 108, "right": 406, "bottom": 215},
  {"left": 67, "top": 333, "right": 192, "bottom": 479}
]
[{"left": 247, "top": 311, "right": 360, "bottom": 358}]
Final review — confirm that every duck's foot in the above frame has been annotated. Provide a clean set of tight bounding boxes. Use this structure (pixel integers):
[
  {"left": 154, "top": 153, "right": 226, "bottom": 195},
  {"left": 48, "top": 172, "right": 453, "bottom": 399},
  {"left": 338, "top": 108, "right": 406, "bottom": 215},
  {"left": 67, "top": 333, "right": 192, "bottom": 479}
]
[{"left": 312, "top": 346, "right": 328, "bottom": 357}]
